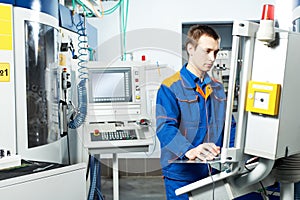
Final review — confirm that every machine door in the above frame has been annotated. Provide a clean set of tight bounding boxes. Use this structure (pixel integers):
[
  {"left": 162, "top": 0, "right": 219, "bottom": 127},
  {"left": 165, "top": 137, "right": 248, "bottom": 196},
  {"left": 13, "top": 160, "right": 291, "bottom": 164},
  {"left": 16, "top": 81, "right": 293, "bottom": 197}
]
[
  {"left": 25, "top": 20, "right": 59, "bottom": 148},
  {"left": 14, "top": 7, "right": 62, "bottom": 163}
]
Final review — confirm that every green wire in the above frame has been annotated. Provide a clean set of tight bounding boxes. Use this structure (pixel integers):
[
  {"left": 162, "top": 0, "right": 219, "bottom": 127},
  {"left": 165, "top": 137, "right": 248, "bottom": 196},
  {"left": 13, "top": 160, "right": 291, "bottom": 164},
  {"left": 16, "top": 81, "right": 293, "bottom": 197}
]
[
  {"left": 72, "top": 0, "right": 76, "bottom": 11},
  {"left": 72, "top": 0, "right": 129, "bottom": 61},
  {"left": 120, "top": 0, "right": 129, "bottom": 60},
  {"left": 73, "top": 0, "right": 124, "bottom": 17},
  {"left": 75, "top": 0, "right": 94, "bottom": 17},
  {"left": 102, "top": 0, "right": 124, "bottom": 15},
  {"left": 120, "top": 0, "right": 125, "bottom": 60}
]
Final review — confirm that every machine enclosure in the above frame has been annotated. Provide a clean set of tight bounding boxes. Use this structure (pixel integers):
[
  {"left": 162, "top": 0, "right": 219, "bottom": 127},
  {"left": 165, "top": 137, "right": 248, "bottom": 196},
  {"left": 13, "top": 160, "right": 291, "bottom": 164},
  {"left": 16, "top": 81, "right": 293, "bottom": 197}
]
[{"left": 245, "top": 31, "right": 300, "bottom": 160}]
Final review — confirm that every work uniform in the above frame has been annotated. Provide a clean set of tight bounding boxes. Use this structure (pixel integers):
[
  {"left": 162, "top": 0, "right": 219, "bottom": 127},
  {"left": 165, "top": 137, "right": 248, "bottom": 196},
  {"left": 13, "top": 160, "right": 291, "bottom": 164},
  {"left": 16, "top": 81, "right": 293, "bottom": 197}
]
[{"left": 156, "top": 63, "right": 236, "bottom": 199}]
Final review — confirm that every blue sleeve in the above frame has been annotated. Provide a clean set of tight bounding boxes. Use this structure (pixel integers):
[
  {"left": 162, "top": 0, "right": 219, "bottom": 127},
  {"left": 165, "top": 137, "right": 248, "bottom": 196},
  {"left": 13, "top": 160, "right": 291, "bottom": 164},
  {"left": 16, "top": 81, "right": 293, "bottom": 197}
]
[{"left": 156, "top": 84, "right": 194, "bottom": 158}]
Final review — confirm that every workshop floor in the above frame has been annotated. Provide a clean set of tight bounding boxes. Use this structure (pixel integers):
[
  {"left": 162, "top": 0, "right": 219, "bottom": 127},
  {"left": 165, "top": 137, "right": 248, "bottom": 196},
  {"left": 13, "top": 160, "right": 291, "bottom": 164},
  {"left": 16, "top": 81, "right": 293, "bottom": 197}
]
[
  {"left": 100, "top": 176, "right": 281, "bottom": 200},
  {"left": 101, "top": 176, "right": 166, "bottom": 200}
]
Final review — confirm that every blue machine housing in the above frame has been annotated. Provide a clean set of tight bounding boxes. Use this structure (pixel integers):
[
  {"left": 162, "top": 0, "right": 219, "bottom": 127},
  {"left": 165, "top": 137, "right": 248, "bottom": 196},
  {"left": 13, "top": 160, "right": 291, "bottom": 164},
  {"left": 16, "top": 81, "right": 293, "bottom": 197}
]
[
  {"left": 59, "top": 4, "right": 83, "bottom": 33},
  {"left": 294, "top": 0, "right": 300, "bottom": 8},
  {"left": 15, "top": 0, "right": 58, "bottom": 18},
  {"left": 0, "top": 0, "right": 58, "bottom": 18},
  {"left": 59, "top": 4, "right": 98, "bottom": 59},
  {"left": 0, "top": 0, "right": 15, "bottom": 4}
]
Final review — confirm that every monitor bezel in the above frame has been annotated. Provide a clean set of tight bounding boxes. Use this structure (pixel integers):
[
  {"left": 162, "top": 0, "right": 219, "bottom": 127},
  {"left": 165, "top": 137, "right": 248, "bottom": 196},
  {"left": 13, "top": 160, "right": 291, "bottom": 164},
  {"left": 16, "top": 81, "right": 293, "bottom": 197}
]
[{"left": 88, "top": 67, "right": 133, "bottom": 103}]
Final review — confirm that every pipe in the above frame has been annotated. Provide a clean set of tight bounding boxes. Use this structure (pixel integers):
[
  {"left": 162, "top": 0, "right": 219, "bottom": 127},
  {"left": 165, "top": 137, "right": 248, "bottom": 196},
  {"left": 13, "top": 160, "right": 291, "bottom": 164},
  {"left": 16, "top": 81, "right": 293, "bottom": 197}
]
[{"left": 232, "top": 158, "right": 274, "bottom": 189}]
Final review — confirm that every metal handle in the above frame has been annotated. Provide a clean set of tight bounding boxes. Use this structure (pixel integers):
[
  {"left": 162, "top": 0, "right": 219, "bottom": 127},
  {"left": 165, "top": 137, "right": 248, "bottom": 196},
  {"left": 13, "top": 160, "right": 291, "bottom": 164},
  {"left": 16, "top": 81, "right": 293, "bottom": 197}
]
[{"left": 222, "top": 35, "right": 240, "bottom": 149}]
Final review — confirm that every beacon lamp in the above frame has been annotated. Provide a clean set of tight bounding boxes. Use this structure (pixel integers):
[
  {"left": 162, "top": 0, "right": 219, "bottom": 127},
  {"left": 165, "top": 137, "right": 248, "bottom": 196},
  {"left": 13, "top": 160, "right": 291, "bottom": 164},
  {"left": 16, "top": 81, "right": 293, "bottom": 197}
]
[{"left": 257, "top": 4, "right": 275, "bottom": 44}]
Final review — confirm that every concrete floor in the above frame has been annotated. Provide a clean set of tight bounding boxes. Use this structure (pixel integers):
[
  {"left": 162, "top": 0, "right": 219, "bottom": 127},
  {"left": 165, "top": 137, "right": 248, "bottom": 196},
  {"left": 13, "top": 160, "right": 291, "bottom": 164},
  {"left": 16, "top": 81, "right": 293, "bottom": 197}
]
[
  {"left": 100, "top": 176, "right": 166, "bottom": 200},
  {"left": 99, "top": 176, "right": 280, "bottom": 200}
]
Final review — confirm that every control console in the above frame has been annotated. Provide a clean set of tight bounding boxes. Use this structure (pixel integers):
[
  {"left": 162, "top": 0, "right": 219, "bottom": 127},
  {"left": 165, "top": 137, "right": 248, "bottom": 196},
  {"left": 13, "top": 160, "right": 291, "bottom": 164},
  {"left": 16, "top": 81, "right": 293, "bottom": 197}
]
[{"left": 84, "top": 123, "right": 153, "bottom": 154}]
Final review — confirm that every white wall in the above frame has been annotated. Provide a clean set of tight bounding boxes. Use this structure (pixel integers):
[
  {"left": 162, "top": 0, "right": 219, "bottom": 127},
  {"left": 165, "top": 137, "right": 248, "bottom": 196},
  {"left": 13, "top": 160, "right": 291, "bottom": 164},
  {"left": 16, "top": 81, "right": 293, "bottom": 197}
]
[{"left": 88, "top": 0, "right": 276, "bottom": 70}]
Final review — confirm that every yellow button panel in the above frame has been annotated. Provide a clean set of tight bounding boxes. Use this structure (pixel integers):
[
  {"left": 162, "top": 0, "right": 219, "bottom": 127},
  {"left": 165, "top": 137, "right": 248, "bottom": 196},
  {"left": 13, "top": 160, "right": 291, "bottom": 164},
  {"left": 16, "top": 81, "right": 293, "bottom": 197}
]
[{"left": 246, "top": 81, "right": 281, "bottom": 116}]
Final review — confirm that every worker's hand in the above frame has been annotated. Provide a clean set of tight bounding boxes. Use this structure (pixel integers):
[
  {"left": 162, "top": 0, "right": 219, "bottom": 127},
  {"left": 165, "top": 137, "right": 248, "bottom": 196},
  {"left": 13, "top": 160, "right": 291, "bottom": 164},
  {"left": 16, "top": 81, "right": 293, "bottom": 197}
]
[{"left": 185, "top": 143, "right": 220, "bottom": 161}]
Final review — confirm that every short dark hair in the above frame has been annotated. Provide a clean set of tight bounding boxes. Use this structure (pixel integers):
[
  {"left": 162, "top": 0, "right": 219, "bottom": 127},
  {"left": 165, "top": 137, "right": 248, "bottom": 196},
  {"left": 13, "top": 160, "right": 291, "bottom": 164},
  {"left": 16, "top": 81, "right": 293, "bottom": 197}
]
[{"left": 185, "top": 25, "right": 220, "bottom": 53}]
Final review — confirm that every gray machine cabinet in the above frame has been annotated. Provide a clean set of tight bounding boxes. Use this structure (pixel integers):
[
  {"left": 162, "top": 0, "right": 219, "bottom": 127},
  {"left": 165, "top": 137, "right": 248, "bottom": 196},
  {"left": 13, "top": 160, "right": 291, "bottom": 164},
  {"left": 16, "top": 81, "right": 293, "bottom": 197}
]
[
  {"left": 0, "top": 163, "right": 86, "bottom": 200},
  {"left": 245, "top": 31, "right": 300, "bottom": 160}
]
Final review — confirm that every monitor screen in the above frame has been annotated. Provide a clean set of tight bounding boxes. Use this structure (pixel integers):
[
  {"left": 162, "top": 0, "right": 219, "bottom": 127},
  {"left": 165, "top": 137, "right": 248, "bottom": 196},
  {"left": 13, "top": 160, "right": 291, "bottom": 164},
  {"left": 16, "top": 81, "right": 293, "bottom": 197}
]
[{"left": 89, "top": 67, "right": 132, "bottom": 103}]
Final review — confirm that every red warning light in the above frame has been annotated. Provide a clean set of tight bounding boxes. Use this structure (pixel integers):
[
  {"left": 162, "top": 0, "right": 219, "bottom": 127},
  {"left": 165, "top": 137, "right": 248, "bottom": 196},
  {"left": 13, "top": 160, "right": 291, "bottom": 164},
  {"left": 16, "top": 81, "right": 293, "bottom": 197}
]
[
  {"left": 261, "top": 4, "right": 274, "bottom": 20},
  {"left": 141, "top": 55, "right": 146, "bottom": 61}
]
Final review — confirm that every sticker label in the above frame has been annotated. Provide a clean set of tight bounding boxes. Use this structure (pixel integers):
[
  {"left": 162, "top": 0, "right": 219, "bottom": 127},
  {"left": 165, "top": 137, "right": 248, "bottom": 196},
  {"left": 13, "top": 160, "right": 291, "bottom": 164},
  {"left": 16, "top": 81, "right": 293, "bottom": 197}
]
[{"left": 0, "top": 62, "right": 10, "bottom": 82}]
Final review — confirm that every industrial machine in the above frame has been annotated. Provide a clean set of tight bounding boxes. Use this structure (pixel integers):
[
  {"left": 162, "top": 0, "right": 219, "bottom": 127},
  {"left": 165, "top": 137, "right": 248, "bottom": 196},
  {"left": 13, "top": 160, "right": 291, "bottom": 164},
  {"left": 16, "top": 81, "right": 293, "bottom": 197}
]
[
  {"left": 84, "top": 61, "right": 176, "bottom": 154},
  {"left": 0, "top": 1, "right": 88, "bottom": 200},
  {"left": 0, "top": 0, "right": 98, "bottom": 165},
  {"left": 175, "top": 5, "right": 300, "bottom": 200},
  {"left": 85, "top": 61, "right": 153, "bottom": 153},
  {"left": 84, "top": 61, "right": 174, "bottom": 200}
]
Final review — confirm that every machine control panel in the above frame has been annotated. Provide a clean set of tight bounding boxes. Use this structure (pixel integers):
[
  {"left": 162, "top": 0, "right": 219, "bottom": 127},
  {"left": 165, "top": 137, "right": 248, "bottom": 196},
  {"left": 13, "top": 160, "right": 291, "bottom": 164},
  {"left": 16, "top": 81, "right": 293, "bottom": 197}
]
[
  {"left": 84, "top": 123, "right": 153, "bottom": 154},
  {"left": 90, "top": 129, "right": 138, "bottom": 141}
]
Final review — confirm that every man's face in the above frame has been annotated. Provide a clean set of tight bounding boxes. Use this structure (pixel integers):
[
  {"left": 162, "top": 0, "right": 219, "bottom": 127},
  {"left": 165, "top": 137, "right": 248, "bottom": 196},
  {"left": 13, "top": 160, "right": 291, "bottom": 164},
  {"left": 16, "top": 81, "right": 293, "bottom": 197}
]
[{"left": 188, "top": 35, "right": 219, "bottom": 74}]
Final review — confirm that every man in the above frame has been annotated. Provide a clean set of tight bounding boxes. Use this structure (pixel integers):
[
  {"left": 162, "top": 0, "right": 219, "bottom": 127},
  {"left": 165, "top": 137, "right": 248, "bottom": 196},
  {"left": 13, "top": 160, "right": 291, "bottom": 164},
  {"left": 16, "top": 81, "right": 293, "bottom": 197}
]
[{"left": 156, "top": 25, "right": 236, "bottom": 200}]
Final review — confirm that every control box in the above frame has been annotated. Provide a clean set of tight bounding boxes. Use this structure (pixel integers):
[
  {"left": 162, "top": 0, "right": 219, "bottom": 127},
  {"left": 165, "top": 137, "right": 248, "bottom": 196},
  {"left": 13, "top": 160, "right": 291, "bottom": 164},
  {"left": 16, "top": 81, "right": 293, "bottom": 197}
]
[{"left": 83, "top": 123, "right": 153, "bottom": 154}]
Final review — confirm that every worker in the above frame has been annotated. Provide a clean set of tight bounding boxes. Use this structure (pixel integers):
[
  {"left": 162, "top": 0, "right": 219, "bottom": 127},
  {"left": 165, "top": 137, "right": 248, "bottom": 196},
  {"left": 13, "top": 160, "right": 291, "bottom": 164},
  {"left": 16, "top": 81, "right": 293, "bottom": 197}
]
[{"left": 155, "top": 24, "right": 236, "bottom": 200}]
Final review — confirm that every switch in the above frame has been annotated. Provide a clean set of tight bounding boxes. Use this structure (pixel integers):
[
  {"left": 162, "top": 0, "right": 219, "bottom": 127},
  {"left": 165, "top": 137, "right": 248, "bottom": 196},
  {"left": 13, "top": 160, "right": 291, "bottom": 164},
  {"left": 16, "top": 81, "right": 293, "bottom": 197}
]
[
  {"left": 93, "top": 129, "right": 100, "bottom": 136},
  {"left": 246, "top": 81, "right": 281, "bottom": 115},
  {"left": 253, "top": 92, "right": 270, "bottom": 110}
]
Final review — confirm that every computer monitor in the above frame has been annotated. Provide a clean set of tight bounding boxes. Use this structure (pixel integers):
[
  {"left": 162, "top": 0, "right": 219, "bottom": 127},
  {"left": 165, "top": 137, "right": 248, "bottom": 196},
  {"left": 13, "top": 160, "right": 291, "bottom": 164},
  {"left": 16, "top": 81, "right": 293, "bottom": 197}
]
[
  {"left": 89, "top": 67, "right": 132, "bottom": 103},
  {"left": 87, "top": 61, "right": 147, "bottom": 123}
]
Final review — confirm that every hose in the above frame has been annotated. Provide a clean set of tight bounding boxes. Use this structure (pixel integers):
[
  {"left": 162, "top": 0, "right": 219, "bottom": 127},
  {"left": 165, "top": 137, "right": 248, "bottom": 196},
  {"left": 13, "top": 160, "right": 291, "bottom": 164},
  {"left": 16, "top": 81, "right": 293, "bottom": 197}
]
[
  {"left": 69, "top": 79, "right": 87, "bottom": 129},
  {"left": 69, "top": 14, "right": 88, "bottom": 129}
]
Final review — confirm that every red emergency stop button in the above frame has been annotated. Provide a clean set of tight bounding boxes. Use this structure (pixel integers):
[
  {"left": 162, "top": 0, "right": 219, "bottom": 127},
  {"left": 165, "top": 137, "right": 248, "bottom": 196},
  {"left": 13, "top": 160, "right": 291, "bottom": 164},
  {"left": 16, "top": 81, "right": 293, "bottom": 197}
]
[{"left": 93, "top": 129, "right": 100, "bottom": 136}]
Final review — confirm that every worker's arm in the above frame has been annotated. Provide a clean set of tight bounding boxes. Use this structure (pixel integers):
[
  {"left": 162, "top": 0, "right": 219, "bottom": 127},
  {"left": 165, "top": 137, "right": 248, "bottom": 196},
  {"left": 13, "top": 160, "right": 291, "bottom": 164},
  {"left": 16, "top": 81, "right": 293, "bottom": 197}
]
[{"left": 156, "top": 84, "right": 194, "bottom": 158}]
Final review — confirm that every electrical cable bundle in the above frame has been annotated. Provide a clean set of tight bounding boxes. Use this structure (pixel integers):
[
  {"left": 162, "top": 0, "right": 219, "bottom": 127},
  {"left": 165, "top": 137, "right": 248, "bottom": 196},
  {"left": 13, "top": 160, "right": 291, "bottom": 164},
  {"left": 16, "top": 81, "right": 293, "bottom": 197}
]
[{"left": 88, "top": 155, "right": 104, "bottom": 200}]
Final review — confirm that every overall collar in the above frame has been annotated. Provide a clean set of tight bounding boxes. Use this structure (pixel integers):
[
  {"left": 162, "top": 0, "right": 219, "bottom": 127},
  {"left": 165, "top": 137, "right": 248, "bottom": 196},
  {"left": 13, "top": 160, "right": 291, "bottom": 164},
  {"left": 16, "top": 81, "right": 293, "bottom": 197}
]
[
  {"left": 180, "top": 63, "right": 212, "bottom": 89},
  {"left": 180, "top": 63, "right": 213, "bottom": 100}
]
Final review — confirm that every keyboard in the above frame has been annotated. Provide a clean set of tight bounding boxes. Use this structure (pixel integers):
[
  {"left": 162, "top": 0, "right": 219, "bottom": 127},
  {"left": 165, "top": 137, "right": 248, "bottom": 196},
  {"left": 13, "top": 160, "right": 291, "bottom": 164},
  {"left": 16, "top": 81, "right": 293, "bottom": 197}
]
[{"left": 90, "top": 129, "right": 138, "bottom": 141}]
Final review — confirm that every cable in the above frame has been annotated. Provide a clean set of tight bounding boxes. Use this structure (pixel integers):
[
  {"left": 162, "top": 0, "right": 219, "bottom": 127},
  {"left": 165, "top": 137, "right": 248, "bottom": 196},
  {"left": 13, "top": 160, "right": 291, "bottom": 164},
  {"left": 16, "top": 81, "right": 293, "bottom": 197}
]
[
  {"left": 120, "top": 0, "right": 129, "bottom": 60},
  {"left": 81, "top": 0, "right": 104, "bottom": 19},
  {"left": 69, "top": 14, "right": 88, "bottom": 129},
  {"left": 207, "top": 162, "right": 215, "bottom": 200},
  {"left": 86, "top": 154, "right": 91, "bottom": 180},
  {"left": 73, "top": 0, "right": 123, "bottom": 17},
  {"left": 68, "top": 79, "right": 88, "bottom": 129},
  {"left": 87, "top": 156, "right": 97, "bottom": 200},
  {"left": 66, "top": 133, "right": 71, "bottom": 165},
  {"left": 70, "top": 0, "right": 126, "bottom": 48},
  {"left": 244, "top": 164, "right": 268, "bottom": 197},
  {"left": 88, "top": 156, "right": 105, "bottom": 200},
  {"left": 143, "top": 125, "right": 157, "bottom": 157},
  {"left": 76, "top": 15, "right": 88, "bottom": 80},
  {"left": 101, "top": 0, "right": 124, "bottom": 15}
]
